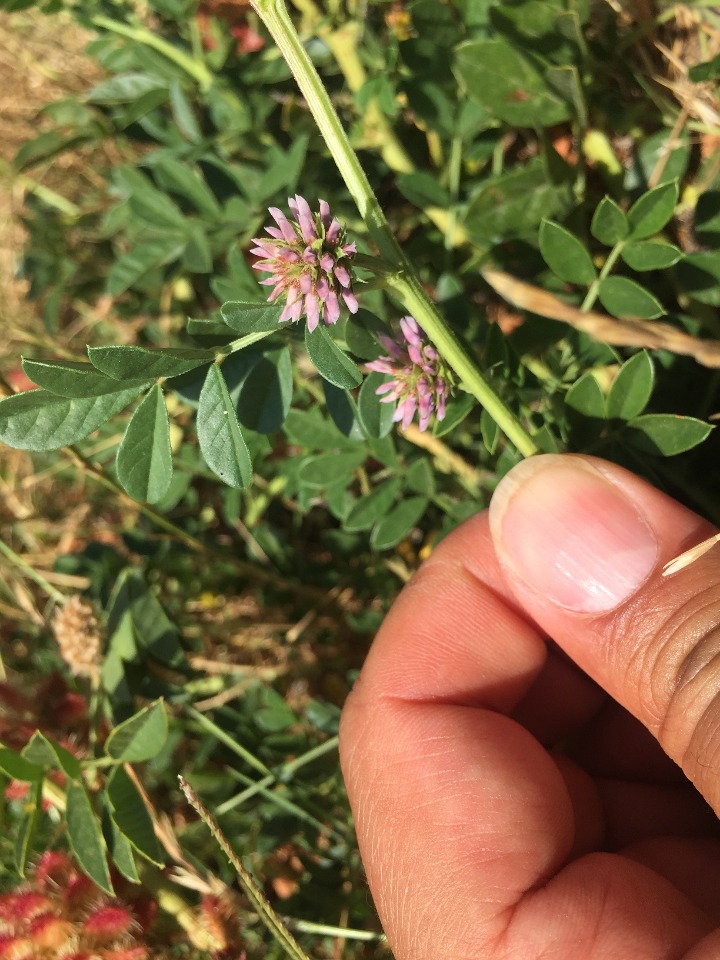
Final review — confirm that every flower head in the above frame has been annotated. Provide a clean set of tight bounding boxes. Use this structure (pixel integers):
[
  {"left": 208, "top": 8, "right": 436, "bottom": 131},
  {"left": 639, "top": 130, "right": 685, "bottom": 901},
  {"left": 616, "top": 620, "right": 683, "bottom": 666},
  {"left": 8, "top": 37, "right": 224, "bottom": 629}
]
[
  {"left": 366, "top": 317, "right": 452, "bottom": 432},
  {"left": 251, "top": 195, "right": 358, "bottom": 332}
]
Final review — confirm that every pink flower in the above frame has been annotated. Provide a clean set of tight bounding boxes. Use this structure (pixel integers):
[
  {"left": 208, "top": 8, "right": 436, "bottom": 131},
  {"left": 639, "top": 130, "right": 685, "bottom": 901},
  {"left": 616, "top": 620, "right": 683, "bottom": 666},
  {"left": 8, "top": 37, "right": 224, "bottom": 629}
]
[
  {"left": 251, "top": 196, "right": 358, "bottom": 332},
  {"left": 366, "top": 316, "right": 452, "bottom": 432}
]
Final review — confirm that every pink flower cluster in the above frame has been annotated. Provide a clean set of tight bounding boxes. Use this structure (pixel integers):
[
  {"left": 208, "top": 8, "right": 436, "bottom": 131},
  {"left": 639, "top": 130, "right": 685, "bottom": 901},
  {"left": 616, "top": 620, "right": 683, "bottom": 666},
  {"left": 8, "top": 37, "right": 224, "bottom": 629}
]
[
  {"left": 251, "top": 196, "right": 358, "bottom": 332},
  {"left": 366, "top": 316, "right": 451, "bottom": 432}
]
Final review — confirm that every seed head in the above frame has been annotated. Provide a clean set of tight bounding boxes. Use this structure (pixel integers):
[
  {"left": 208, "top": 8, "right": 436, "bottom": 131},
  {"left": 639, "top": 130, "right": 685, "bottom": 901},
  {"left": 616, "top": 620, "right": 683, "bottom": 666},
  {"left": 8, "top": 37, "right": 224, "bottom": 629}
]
[
  {"left": 51, "top": 597, "right": 102, "bottom": 681},
  {"left": 251, "top": 195, "right": 358, "bottom": 331}
]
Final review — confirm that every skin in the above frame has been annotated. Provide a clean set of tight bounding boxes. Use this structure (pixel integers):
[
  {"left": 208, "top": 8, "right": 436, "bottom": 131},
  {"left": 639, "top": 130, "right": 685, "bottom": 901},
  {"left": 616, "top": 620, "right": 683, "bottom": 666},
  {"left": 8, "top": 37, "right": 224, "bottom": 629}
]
[{"left": 340, "top": 456, "right": 720, "bottom": 960}]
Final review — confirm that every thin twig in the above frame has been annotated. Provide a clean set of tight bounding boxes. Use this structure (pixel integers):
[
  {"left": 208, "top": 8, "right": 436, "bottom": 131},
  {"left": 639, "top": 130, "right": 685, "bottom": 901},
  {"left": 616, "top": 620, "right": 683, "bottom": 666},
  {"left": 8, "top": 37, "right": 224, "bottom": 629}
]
[{"left": 483, "top": 269, "right": 720, "bottom": 368}]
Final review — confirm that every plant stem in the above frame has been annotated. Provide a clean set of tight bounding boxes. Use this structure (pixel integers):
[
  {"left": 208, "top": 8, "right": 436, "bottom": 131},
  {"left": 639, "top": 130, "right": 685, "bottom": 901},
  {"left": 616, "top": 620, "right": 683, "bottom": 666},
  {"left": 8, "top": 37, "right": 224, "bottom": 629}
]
[
  {"left": 249, "top": 0, "right": 538, "bottom": 457},
  {"left": 0, "top": 538, "right": 65, "bottom": 605},
  {"left": 91, "top": 16, "right": 214, "bottom": 90},
  {"left": 282, "top": 917, "right": 385, "bottom": 941},
  {"left": 580, "top": 240, "right": 626, "bottom": 313},
  {"left": 184, "top": 704, "right": 273, "bottom": 777},
  {"left": 179, "top": 777, "right": 313, "bottom": 960}
]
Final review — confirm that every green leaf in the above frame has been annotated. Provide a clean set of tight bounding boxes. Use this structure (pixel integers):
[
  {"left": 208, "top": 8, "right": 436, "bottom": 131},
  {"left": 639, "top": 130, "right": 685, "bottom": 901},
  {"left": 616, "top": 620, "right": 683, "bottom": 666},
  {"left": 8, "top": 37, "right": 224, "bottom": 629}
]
[
  {"left": 344, "top": 478, "right": 401, "bottom": 532},
  {"left": 197, "top": 365, "right": 252, "bottom": 489},
  {"left": 357, "top": 372, "right": 395, "bottom": 439},
  {"left": 15, "top": 129, "right": 92, "bottom": 172},
  {"left": 88, "top": 72, "right": 167, "bottom": 103},
  {"left": 283, "top": 409, "right": 356, "bottom": 449},
  {"left": 128, "top": 184, "right": 187, "bottom": 232},
  {"left": 103, "top": 812, "right": 140, "bottom": 884},
  {"left": 66, "top": 780, "right": 113, "bottom": 894},
  {"left": 606, "top": 352, "right": 654, "bottom": 420},
  {"left": 480, "top": 406, "right": 500, "bottom": 454},
  {"left": 21, "top": 359, "right": 149, "bottom": 398},
  {"left": 22, "top": 731, "right": 81, "bottom": 780},
  {"left": 106, "top": 766, "right": 164, "bottom": 866},
  {"left": 396, "top": 171, "right": 451, "bottom": 209},
  {"left": 305, "top": 325, "right": 362, "bottom": 389},
  {"left": 591, "top": 196, "right": 628, "bottom": 245},
  {"left": 116, "top": 385, "right": 173, "bottom": 503},
  {"left": 370, "top": 497, "right": 429, "bottom": 550},
  {"left": 298, "top": 450, "right": 366, "bottom": 489},
  {"left": 323, "top": 381, "right": 365, "bottom": 441},
  {"left": 694, "top": 191, "right": 720, "bottom": 246},
  {"left": 105, "top": 700, "right": 168, "bottom": 763},
  {"left": 150, "top": 151, "right": 216, "bottom": 218},
  {"left": 0, "top": 384, "right": 144, "bottom": 452},
  {"left": 107, "top": 238, "right": 185, "bottom": 297},
  {"left": 89, "top": 345, "right": 214, "bottom": 380},
  {"left": 236, "top": 346, "right": 293, "bottom": 434},
  {"left": 539, "top": 220, "right": 596, "bottom": 285},
  {"left": 14, "top": 779, "right": 43, "bottom": 878},
  {"left": 627, "top": 181, "right": 678, "bottom": 240},
  {"left": 105, "top": 569, "right": 182, "bottom": 668},
  {"left": 186, "top": 317, "right": 235, "bottom": 348},
  {"left": 344, "top": 310, "right": 389, "bottom": 360},
  {"left": 406, "top": 457, "right": 436, "bottom": 496},
  {"left": 168, "top": 82, "right": 203, "bottom": 144},
  {"left": 455, "top": 39, "right": 571, "bottom": 126},
  {"left": 621, "top": 241, "right": 681, "bottom": 271},
  {"left": 220, "top": 301, "right": 281, "bottom": 334},
  {"left": 565, "top": 372, "right": 606, "bottom": 418},
  {"left": 182, "top": 226, "right": 213, "bottom": 273},
  {"left": 636, "top": 131, "right": 690, "bottom": 187},
  {"left": 598, "top": 276, "right": 665, "bottom": 319},
  {"left": 623, "top": 414, "right": 712, "bottom": 456},
  {"left": 688, "top": 53, "right": 720, "bottom": 82},
  {"left": 464, "top": 159, "right": 572, "bottom": 244},
  {"left": 433, "top": 392, "right": 475, "bottom": 437},
  {"left": 674, "top": 251, "right": 720, "bottom": 307},
  {"left": 0, "top": 747, "right": 43, "bottom": 782}
]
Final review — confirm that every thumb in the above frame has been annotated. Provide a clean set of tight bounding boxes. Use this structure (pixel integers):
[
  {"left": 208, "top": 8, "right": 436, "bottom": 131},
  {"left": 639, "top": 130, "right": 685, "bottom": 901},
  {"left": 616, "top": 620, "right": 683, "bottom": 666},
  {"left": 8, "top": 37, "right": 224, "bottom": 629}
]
[{"left": 489, "top": 454, "right": 720, "bottom": 815}]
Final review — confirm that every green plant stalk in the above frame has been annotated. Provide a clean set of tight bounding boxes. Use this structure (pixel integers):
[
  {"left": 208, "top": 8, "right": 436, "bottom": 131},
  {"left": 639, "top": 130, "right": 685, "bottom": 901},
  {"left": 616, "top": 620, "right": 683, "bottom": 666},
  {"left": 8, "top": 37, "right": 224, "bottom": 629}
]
[
  {"left": 580, "top": 240, "right": 626, "bottom": 312},
  {"left": 91, "top": 16, "right": 214, "bottom": 90},
  {"left": 222, "top": 765, "right": 343, "bottom": 839},
  {"left": 249, "top": 0, "right": 539, "bottom": 457},
  {"left": 0, "top": 538, "right": 65, "bottom": 605},
  {"left": 185, "top": 705, "right": 273, "bottom": 777},
  {"left": 215, "top": 735, "right": 339, "bottom": 814},
  {"left": 0, "top": 161, "right": 82, "bottom": 218},
  {"left": 282, "top": 917, "right": 385, "bottom": 941},
  {"left": 179, "top": 776, "right": 313, "bottom": 960}
]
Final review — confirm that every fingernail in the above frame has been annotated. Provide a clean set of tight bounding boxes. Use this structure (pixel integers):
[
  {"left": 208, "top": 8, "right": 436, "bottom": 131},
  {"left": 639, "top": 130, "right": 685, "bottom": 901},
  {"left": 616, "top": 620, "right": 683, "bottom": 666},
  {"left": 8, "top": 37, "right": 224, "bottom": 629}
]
[{"left": 489, "top": 456, "right": 659, "bottom": 613}]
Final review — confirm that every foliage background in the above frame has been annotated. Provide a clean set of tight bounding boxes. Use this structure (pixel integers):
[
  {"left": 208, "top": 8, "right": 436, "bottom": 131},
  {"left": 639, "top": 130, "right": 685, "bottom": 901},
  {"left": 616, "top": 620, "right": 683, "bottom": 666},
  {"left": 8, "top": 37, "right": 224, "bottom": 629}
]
[{"left": 0, "top": 0, "right": 720, "bottom": 957}]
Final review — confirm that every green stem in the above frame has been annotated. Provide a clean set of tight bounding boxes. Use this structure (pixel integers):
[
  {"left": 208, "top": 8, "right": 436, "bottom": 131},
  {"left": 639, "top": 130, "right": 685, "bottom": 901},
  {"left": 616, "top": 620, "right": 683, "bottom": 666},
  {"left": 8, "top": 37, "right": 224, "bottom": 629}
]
[
  {"left": 0, "top": 160, "right": 81, "bottom": 217},
  {"left": 249, "top": 0, "right": 538, "bottom": 457},
  {"left": 580, "top": 240, "right": 626, "bottom": 313},
  {"left": 0, "top": 538, "right": 65, "bottom": 605},
  {"left": 282, "top": 917, "right": 385, "bottom": 941},
  {"left": 185, "top": 705, "right": 273, "bottom": 777},
  {"left": 216, "top": 735, "right": 339, "bottom": 814},
  {"left": 91, "top": 16, "right": 214, "bottom": 90},
  {"left": 218, "top": 330, "right": 277, "bottom": 357}
]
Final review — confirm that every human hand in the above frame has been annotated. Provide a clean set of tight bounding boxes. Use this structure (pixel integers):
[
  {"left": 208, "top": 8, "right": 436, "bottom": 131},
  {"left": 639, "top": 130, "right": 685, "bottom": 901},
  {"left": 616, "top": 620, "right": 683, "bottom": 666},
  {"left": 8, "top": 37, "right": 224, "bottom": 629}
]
[{"left": 340, "top": 455, "right": 720, "bottom": 960}]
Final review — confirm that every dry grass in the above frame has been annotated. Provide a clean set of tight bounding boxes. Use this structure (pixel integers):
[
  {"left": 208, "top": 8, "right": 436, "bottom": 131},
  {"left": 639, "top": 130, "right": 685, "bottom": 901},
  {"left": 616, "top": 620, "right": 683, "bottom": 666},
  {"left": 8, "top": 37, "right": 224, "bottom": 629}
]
[{"left": 0, "top": 9, "right": 101, "bottom": 336}]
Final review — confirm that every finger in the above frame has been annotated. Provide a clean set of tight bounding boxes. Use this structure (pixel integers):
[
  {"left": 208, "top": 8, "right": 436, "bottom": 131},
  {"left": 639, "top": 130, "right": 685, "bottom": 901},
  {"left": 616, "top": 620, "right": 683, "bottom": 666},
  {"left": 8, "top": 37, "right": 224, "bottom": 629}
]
[
  {"left": 340, "top": 514, "right": 572, "bottom": 957},
  {"left": 489, "top": 453, "right": 720, "bottom": 815},
  {"left": 339, "top": 509, "right": 713, "bottom": 959}
]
